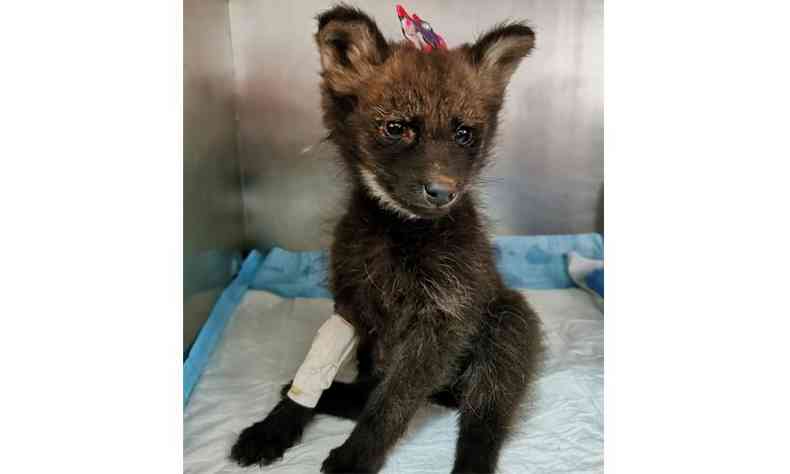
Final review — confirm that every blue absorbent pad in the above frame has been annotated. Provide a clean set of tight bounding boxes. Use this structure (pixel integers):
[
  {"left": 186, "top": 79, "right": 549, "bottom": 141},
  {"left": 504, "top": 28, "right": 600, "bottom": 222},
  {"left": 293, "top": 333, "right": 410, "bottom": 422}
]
[
  {"left": 250, "top": 233, "right": 603, "bottom": 298},
  {"left": 184, "top": 233, "right": 603, "bottom": 405},
  {"left": 183, "top": 251, "right": 264, "bottom": 405},
  {"left": 586, "top": 268, "right": 604, "bottom": 298}
]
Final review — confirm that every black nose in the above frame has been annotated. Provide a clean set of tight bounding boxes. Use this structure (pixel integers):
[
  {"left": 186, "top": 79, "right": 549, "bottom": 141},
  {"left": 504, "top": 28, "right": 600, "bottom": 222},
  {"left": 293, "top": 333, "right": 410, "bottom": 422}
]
[{"left": 424, "top": 182, "right": 457, "bottom": 206}]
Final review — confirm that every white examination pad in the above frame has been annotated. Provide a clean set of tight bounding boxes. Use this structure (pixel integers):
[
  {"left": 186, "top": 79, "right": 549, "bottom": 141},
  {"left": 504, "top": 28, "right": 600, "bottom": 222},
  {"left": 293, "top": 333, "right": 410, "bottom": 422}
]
[{"left": 184, "top": 289, "right": 603, "bottom": 473}]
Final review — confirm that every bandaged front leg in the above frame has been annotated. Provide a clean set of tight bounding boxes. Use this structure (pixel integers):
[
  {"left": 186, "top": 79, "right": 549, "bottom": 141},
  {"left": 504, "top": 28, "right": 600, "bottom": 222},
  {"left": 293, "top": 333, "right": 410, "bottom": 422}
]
[{"left": 287, "top": 314, "right": 358, "bottom": 408}]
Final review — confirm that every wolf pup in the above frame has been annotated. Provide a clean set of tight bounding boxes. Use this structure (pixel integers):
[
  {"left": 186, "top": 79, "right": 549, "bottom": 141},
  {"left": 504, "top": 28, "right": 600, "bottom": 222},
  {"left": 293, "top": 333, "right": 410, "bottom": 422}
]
[{"left": 231, "top": 5, "right": 543, "bottom": 473}]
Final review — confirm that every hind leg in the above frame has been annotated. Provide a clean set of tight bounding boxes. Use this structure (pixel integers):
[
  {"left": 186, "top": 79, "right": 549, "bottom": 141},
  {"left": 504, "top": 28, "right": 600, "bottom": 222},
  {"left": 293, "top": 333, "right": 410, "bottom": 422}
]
[
  {"left": 452, "top": 289, "right": 543, "bottom": 474},
  {"left": 429, "top": 387, "right": 460, "bottom": 409},
  {"left": 315, "top": 378, "right": 379, "bottom": 419},
  {"left": 280, "top": 377, "right": 379, "bottom": 420}
]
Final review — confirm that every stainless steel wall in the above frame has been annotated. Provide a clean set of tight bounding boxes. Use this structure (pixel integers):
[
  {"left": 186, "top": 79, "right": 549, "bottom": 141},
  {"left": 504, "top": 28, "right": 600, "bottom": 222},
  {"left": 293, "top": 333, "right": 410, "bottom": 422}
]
[
  {"left": 184, "top": 0, "right": 245, "bottom": 351},
  {"left": 229, "top": 0, "right": 603, "bottom": 250},
  {"left": 183, "top": 0, "right": 602, "bottom": 346}
]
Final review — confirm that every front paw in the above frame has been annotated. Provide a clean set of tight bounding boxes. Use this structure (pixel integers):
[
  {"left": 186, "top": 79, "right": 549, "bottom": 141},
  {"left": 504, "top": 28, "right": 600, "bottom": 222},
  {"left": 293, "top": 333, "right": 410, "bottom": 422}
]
[
  {"left": 229, "top": 399, "right": 313, "bottom": 467},
  {"left": 321, "top": 442, "right": 383, "bottom": 473}
]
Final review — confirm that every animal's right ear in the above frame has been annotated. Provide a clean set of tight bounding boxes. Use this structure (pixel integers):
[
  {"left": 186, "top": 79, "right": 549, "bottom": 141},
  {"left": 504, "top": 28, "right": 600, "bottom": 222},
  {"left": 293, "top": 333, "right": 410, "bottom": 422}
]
[{"left": 315, "top": 5, "right": 389, "bottom": 95}]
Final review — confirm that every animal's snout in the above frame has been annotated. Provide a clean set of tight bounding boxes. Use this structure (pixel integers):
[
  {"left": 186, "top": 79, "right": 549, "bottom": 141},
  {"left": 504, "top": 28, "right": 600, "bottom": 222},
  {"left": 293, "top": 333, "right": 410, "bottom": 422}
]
[{"left": 423, "top": 179, "right": 457, "bottom": 207}]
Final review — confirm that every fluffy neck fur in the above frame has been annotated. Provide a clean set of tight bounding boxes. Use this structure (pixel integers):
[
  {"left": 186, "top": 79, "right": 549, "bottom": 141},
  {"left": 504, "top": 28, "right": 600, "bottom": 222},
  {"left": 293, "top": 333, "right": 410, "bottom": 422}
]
[{"left": 348, "top": 175, "right": 482, "bottom": 238}]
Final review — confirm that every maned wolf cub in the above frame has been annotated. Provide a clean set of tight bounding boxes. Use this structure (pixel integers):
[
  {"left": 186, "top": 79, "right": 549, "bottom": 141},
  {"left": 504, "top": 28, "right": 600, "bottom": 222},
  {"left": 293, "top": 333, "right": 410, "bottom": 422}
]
[{"left": 231, "top": 5, "right": 543, "bottom": 473}]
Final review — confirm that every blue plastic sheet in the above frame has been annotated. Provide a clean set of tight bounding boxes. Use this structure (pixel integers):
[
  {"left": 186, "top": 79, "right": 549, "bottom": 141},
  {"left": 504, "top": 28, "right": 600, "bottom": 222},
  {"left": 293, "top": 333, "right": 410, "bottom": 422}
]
[
  {"left": 183, "top": 250, "right": 263, "bottom": 405},
  {"left": 250, "top": 233, "right": 603, "bottom": 298}
]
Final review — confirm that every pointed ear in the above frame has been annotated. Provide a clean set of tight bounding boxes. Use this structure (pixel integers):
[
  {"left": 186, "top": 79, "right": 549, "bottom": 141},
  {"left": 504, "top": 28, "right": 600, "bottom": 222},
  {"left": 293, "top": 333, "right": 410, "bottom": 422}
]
[
  {"left": 315, "top": 6, "right": 390, "bottom": 95},
  {"left": 467, "top": 22, "right": 535, "bottom": 86}
]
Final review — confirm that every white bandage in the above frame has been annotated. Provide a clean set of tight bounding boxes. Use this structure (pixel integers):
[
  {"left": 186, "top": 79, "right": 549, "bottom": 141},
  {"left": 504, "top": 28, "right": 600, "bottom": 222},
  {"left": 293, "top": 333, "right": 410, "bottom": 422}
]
[{"left": 287, "top": 314, "right": 358, "bottom": 408}]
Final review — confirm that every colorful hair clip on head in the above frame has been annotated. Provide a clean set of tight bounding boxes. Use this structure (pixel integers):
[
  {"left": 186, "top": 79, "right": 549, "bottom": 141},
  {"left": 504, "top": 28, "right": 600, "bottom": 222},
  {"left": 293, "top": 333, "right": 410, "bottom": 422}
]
[{"left": 396, "top": 5, "right": 447, "bottom": 52}]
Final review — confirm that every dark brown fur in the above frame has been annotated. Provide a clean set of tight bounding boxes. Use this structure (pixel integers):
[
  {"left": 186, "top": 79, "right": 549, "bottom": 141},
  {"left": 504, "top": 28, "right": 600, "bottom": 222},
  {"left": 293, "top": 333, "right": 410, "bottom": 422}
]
[{"left": 231, "top": 5, "right": 543, "bottom": 473}]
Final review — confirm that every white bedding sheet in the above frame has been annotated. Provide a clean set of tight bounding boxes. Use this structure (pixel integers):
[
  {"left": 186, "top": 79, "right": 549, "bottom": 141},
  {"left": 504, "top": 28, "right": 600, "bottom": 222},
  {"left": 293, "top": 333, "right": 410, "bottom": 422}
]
[{"left": 184, "top": 289, "right": 603, "bottom": 473}]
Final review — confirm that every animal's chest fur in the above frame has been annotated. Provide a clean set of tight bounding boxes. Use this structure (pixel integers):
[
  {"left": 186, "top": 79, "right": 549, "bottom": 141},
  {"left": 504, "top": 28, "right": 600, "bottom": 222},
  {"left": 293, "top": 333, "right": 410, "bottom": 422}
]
[
  {"left": 350, "top": 236, "right": 476, "bottom": 321},
  {"left": 333, "top": 236, "right": 494, "bottom": 369},
  {"left": 329, "top": 198, "right": 502, "bottom": 375}
]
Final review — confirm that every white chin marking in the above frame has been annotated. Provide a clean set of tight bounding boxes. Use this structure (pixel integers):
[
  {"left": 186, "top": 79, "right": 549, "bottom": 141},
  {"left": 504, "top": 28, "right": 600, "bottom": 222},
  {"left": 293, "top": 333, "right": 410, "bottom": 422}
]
[{"left": 359, "top": 168, "right": 419, "bottom": 220}]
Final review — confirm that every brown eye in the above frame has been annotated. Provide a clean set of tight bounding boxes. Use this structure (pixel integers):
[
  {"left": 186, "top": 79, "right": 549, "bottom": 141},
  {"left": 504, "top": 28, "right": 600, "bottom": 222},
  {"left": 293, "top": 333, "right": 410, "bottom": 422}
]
[
  {"left": 384, "top": 121, "right": 405, "bottom": 138},
  {"left": 454, "top": 126, "right": 474, "bottom": 147}
]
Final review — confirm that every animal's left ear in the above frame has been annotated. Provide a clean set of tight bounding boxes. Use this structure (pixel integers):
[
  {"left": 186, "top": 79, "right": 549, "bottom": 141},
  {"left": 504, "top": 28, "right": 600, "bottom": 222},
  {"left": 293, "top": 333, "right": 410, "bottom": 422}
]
[{"left": 466, "top": 22, "right": 535, "bottom": 87}]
